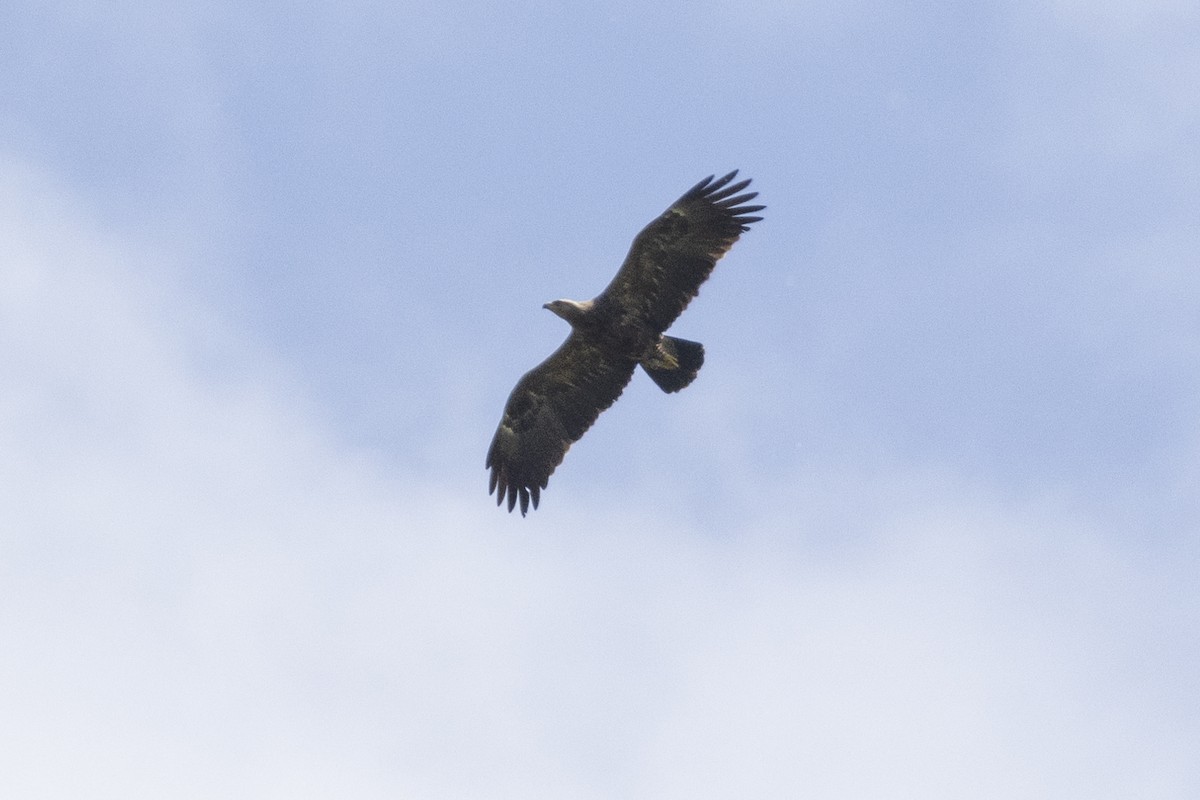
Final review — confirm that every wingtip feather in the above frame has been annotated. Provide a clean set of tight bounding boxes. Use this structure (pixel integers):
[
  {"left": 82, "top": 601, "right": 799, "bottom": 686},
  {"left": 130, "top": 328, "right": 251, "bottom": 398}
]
[
  {"left": 703, "top": 171, "right": 741, "bottom": 197},
  {"left": 686, "top": 173, "right": 717, "bottom": 196},
  {"left": 708, "top": 179, "right": 752, "bottom": 203},
  {"left": 718, "top": 191, "right": 758, "bottom": 208}
]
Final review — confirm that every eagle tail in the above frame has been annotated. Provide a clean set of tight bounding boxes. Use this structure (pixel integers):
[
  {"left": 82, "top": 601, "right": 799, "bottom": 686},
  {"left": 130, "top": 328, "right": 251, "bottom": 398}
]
[{"left": 641, "top": 336, "right": 705, "bottom": 393}]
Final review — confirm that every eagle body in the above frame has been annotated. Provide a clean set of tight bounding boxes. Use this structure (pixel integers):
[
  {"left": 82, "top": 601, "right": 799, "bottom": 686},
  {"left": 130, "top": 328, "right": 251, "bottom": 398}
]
[{"left": 487, "top": 171, "right": 763, "bottom": 515}]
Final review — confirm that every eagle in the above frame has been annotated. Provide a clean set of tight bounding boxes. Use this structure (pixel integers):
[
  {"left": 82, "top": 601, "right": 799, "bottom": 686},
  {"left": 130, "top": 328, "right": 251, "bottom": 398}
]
[{"left": 486, "top": 171, "right": 764, "bottom": 515}]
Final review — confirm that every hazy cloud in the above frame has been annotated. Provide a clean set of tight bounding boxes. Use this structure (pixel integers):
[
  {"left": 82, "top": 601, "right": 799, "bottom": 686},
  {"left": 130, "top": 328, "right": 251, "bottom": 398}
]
[
  {"left": 3, "top": 159, "right": 1197, "bottom": 798},
  {"left": 3, "top": 1, "right": 1198, "bottom": 796}
]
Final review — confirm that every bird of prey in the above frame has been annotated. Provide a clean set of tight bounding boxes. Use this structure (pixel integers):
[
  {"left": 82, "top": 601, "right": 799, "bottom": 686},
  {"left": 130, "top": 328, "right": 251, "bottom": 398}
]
[{"left": 486, "top": 171, "right": 763, "bottom": 515}]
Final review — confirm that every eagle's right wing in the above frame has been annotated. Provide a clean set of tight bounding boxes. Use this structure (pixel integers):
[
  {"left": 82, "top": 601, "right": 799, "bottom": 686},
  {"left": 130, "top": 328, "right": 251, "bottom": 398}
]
[
  {"left": 597, "top": 171, "right": 764, "bottom": 334},
  {"left": 486, "top": 334, "right": 637, "bottom": 515}
]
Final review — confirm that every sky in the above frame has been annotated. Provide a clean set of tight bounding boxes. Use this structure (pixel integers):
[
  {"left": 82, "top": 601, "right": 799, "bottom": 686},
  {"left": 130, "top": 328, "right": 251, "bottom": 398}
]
[{"left": 2, "top": 1, "right": 1199, "bottom": 797}]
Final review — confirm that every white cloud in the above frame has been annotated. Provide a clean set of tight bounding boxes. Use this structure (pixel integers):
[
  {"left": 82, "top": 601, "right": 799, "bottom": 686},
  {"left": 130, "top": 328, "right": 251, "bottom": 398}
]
[
  {"left": 637, "top": 493, "right": 1199, "bottom": 798},
  {"left": 2, "top": 146, "right": 1197, "bottom": 800}
]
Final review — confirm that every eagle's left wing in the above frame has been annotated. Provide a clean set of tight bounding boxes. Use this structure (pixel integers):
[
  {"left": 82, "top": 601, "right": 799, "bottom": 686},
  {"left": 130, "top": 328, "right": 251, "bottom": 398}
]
[{"left": 486, "top": 333, "right": 637, "bottom": 515}]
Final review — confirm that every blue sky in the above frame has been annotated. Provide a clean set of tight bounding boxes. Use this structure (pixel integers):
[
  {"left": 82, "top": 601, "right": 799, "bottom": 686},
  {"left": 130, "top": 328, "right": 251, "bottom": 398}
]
[{"left": 2, "top": 1, "right": 1199, "bottom": 797}]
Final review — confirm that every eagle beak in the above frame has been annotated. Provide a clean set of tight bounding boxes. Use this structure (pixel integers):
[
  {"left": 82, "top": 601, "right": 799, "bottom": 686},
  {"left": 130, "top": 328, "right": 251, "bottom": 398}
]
[{"left": 542, "top": 302, "right": 552, "bottom": 310}]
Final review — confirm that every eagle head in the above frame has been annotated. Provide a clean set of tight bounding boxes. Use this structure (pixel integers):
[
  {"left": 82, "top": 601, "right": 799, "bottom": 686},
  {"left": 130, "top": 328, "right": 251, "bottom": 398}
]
[{"left": 542, "top": 299, "right": 594, "bottom": 327}]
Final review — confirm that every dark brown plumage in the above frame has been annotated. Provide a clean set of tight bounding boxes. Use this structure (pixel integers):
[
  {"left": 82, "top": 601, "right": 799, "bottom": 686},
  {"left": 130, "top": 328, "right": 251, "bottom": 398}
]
[{"left": 486, "top": 171, "right": 764, "bottom": 515}]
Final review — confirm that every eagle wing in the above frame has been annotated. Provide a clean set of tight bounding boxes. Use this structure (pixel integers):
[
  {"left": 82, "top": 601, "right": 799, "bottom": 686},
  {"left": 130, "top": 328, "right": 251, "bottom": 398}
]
[
  {"left": 597, "top": 171, "right": 764, "bottom": 333},
  {"left": 486, "top": 334, "right": 637, "bottom": 515}
]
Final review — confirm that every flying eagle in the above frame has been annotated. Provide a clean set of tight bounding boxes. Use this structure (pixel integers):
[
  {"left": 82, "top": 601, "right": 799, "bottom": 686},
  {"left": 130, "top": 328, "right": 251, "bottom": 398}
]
[{"left": 486, "top": 171, "right": 764, "bottom": 515}]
